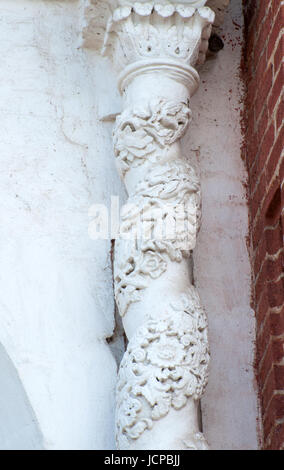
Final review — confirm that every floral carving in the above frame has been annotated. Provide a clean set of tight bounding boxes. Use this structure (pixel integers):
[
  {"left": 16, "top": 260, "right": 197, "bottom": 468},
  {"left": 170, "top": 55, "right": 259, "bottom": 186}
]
[
  {"left": 114, "top": 99, "right": 191, "bottom": 177},
  {"left": 113, "top": 98, "right": 201, "bottom": 317},
  {"left": 114, "top": 241, "right": 168, "bottom": 317},
  {"left": 116, "top": 287, "right": 210, "bottom": 449},
  {"left": 113, "top": 85, "right": 209, "bottom": 451},
  {"left": 139, "top": 251, "right": 167, "bottom": 278},
  {"left": 82, "top": 0, "right": 230, "bottom": 452},
  {"left": 83, "top": 0, "right": 220, "bottom": 451}
]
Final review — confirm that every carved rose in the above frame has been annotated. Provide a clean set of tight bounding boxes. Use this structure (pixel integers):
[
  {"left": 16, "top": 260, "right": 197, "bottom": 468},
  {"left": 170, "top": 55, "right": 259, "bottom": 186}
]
[
  {"left": 147, "top": 335, "right": 185, "bottom": 368},
  {"left": 132, "top": 348, "right": 146, "bottom": 363},
  {"left": 139, "top": 251, "right": 167, "bottom": 279}
]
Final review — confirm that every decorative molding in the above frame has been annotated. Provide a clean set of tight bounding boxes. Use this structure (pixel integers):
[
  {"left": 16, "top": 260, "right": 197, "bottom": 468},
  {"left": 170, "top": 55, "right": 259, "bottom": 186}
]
[
  {"left": 81, "top": 0, "right": 229, "bottom": 450},
  {"left": 101, "top": 3, "right": 214, "bottom": 68},
  {"left": 80, "top": 0, "right": 229, "bottom": 50}
]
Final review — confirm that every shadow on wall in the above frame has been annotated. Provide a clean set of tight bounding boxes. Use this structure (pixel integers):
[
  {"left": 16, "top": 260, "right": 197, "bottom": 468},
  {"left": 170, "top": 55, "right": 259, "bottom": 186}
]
[{"left": 0, "top": 344, "right": 43, "bottom": 450}]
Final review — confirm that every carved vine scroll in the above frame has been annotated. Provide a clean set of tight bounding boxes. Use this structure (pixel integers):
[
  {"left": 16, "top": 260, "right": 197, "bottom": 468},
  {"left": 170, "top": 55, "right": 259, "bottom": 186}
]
[{"left": 81, "top": 0, "right": 229, "bottom": 450}]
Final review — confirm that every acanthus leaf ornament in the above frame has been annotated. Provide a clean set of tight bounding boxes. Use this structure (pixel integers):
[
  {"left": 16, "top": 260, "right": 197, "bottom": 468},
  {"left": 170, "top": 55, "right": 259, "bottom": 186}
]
[{"left": 81, "top": 0, "right": 230, "bottom": 450}]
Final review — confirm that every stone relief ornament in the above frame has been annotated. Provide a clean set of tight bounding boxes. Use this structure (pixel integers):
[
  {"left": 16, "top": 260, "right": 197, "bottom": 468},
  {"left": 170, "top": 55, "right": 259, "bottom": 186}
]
[
  {"left": 116, "top": 287, "right": 210, "bottom": 449},
  {"left": 113, "top": 98, "right": 201, "bottom": 319},
  {"left": 101, "top": 2, "right": 214, "bottom": 69},
  {"left": 81, "top": 0, "right": 229, "bottom": 450},
  {"left": 113, "top": 99, "right": 191, "bottom": 177},
  {"left": 81, "top": 1, "right": 230, "bottom": 50}
]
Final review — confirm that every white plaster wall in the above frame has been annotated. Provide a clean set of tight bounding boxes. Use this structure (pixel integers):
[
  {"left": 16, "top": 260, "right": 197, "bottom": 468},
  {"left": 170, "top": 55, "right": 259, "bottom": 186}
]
[
  {"left": 0, "top": 0, "right": 259, "bottom": 450},
  {"left": 0, "top": 343, "right": 43, "bottom": 450},
  {"left": 183, "top": 0, "right": 260, "bottom": 450},
  {"left": 0, "top": 0, "right": 123, "bottom": 450}
]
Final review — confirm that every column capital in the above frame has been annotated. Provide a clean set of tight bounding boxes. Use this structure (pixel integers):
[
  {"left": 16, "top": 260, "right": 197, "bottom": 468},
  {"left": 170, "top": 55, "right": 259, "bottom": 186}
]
[
  {"left": 102, "top": 4, "right": 214, "bottom": 67},
  {"left": 81, "top": 0, "right": 230, "bottom": 52}
]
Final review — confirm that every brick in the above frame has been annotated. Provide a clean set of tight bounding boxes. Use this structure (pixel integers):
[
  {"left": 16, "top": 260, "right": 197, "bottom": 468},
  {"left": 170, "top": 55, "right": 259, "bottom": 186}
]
[
  {"left": 254, "top": 234, "right": 267, "bottom": 276},
  {"left": 257, "top": 324, "right": 284, "bottom": 370},
  {"left": 255, "top": 1, "right": 269, "bottom": 34},
  {"left": 255, "top": 260, "right": 268, "bottom": 301},
  {"left": 254, "top": 15, "right": 271, "bottom": 66},
  {"left": 265, "top": 183, "right": 282, "bottom": 221},
  {"left": 266, "top": 125, "right": 284, "bottom": 183},
  {"left": 267, "top": 7, "right": 283, "bottom": 59},
  {"left": 271, "top": 0, "right": 283, "bottom": 20},
  {"left": 267, "top": 276, "right": 284, "bottom": 308},
  {"left": 259, "top": 120, "right": 275, "bottom": 170},
  {"left": 255, "top": 47, "right": 268, "bottom": 90},
  {"left": 263, "top": 394, "right": 284, "bottom": 439},
  {"left": 272, "top": 337, "right": 284, "bottom": 363},
  {"left": 247, "top": 76, "right": 258, "bottom": 109},
  {"left": 265, "top": 222, "right": 283, "bottom": 256},
  {"left": 254, "top": 29, "right": 268, "bottom": 68},
  {"left": 256, "top": 290, "right": 270, "bottom": 327},
  {"left": 274, "top": 365, "right": 284, "bottom": 389},
  {"left": 270, "top": 309, "right": 284, "bottom": 336},
  {"left": 260, "top": 367, "right": 276, "bottom": 414},
  {"left": 244, "top": 0, "right": 283, "bottom": 450},
  {"left": 255, "top": 85, "right": 268, "bottom": 122},
  {"left": 247, "top": 131, "right": 259, "bottom": 171},
  {"left": 249, "top": 158, "right": 262, "bottom": 196},
  {"left": 251, "top": 171, "right": 267, "bottom": 217},
  {"left": 257, "top": 105, "right": 269, "bottom": 144},
  {"left": 273, "top": 36, "right": 284, "bottom": 76},
  {"left": 274, "top": 394, "right": 284, "bottom": 420},
  {"left": 252, "top": 214, "right": 266, "bottom": 249},
  {"left": 258, "top": 312, "right": 273, "bottom": 362},
  {"left": 265, "top": 251, "right": 284, "bottom": 282},
  {"left": 276, "top": 99, "right": 284, "bottom": 130},
  {"left": 263, "top": 396, "right": 277, "bottom": 438},
  {"left": 259, "top": 344, "right": 275, "bottom": 400},
  {"left": 267, "top": 423, "right": 284, "bottom": 450},
  {"left": 268, "top": 65, "right": 284, "bottom": 115}
]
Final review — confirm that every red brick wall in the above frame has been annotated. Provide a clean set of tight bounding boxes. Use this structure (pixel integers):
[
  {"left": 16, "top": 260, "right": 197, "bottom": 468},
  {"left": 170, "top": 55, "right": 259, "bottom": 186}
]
[{"left": 243, "top": 0, "right": 284, "bottom": 450}]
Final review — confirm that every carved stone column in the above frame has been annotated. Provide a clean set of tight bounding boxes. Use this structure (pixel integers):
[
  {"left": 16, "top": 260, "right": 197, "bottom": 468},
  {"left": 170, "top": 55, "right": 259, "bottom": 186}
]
[{"left": 81, "top": 0, "right": 229, "bottom": 451}]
